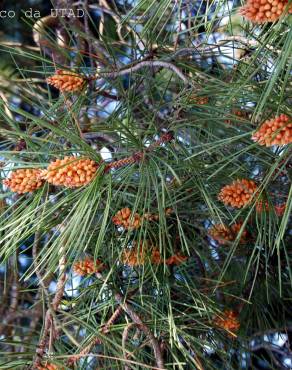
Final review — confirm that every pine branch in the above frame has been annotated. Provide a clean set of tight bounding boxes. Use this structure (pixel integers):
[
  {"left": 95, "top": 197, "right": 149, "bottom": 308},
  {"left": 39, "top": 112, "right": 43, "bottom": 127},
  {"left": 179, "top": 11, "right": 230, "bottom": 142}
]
[
  {"left": 122, "top": 323, "right": 136, "bottom": 370},
  {"left": 97, "top": 272, "right": 165, "bottom": 370},
  {"left": 32, "top": 232, "right": 67, "bottom": 368},
  {"left": 67, "top": 305, "right": 124, "bottom": 365},
  {"left": 99, "top": 61, "right": 189, "bottom": 85}
]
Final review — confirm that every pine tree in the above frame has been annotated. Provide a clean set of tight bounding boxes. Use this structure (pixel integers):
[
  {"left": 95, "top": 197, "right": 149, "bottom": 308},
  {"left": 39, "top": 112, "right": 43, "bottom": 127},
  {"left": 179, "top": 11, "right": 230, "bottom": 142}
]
[{"left": 0, "top": 0, "right": 291, "bottom": 369}]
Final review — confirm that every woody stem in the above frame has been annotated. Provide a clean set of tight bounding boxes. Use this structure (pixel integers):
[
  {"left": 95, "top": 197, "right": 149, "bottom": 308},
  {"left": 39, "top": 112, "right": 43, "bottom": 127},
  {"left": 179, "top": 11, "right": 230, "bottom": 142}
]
[{"left": 104, "top": 132, "right": 173, "bottom": 173}]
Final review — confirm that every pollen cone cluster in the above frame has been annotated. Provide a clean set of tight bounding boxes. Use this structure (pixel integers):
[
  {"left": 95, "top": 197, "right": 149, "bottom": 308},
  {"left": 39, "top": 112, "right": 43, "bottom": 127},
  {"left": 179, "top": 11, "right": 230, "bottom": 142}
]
[
  {"left": 46, "top": 69, "right": 86, "bottom": 92},
  {"left": 150, "top": 248, "right": 163, "bottom": 265},
  {"left": 218, "top": 179, "right": 258, "bottom": 208},
  {"left": 209, "top": 222, "right": 247, "bottom": 244},
  {"left": 214, "top": 310, "right": 240, "bottom": 335},
  {"left": 37, "top": 364, "right": 61, "bottom": 370},
  {"left": 121, "top": 243, "right": 162, "bottom": 266},
  {"left": 255, "top": 199, "right": 270, "bottom": 213},
  {"left": 143, "top": 208, "right": 173, "bottom": 221},
  {"left": 121, "top": 242, "right": 188, "bottom": 267},
  {"left": 166, "top": 253, "right": 188, "bottom": 265},
  {"left": 3, "top": 168, "right": 44, "bottom": 194},
  {"left": 42, "top": 156, "right": 98, "bottom": 188},
  {"left": 189, "top": 94, "right": 209, "bottom": 105},
  {"left": 225, "top": 109, "right": 247, "bottom": 125},
  {"left": 230, "top": 223, "right": 248, "bottom": 242},
  {"left": 73, "top": 257, "right": 105, "bottom": 276},
  {"left": 252, "top": 114, "right": 292, "bottom": 146},
  {"left": 240, "top": 0, "right": 292, "bottom": 23},
  {"left": 112, "top": 208, "right": 141, "bottom": 230},
  {"left": 275, "top": 203, "right": 286, "bottom": 216},
  {"left": 113, "top": 207, "right": 174, "bottom": 229}
]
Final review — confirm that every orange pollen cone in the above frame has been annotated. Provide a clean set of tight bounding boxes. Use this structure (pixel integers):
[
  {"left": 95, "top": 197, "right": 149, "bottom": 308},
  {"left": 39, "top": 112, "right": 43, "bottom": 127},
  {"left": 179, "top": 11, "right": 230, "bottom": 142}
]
[
  {"left": 252, "top": 114, "right": 292, "bottom": 146},
  {"left": 218, "top": 179, "right": 258, "bottom": 208},
  {"left": 46, "top": 69, "right": 86, "bottom": 92},
  {"left": 3, "top": 168, "right": 44, "bottom": 194}
]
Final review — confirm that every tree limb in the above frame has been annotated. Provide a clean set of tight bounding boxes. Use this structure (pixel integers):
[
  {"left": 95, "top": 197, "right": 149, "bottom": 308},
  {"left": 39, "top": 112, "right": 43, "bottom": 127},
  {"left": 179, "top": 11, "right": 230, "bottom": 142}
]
[{"left": 99, "top": 60, "right": 189, "bottom": 85}]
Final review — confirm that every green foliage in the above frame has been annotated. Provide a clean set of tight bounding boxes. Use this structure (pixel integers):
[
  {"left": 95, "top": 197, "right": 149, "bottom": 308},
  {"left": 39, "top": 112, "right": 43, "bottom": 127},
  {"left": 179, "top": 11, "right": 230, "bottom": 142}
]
[{"left": 0, "top": 1, "right": 291, "bottom": 369}]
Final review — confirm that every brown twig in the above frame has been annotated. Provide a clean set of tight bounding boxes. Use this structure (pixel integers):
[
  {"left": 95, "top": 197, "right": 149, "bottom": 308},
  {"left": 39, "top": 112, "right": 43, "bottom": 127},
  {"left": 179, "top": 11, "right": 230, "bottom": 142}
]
[
  {"left": 83, "top": 0, "right": 94, "bottom": 69},
  {"left": 32, "top": 232, "right": 53, "bottom": 368},
  {"left": 99, "top": 61, "right": 189, "bottom": 85},
  {"left": 32, "top": 232, "right": 50, "bottom": 297},
  {"left": 250, "top": 342, "right": 292, "bottom": 370},
  {"left": 173, "top": 0, "right": 182, "bottom": 51},
  {"left": 67, "top": 337, "right": 102, "bottom": 367},
  {"left": 98, "top": 271, "right": 165, "bottom": 368},
  {"left": 113, "top": 291, "right": 165, "bottom": 369},
  {"left": 68, "top": 271, "right": 165, "bottom": 369},
  {"left": 22, "top": 287, "right": 43, "bottom": 352},
  {"left": 67, "top": 305, "right": 124, "bottom": 365},
  {"left": 0, "top": 266, "right": 19, "bottom": 340},
  {"left": 97, "top": 90, "right": 120, "bottom": 100},
  {"left": 104, "top": 132, "right": 173, "bottom": 172},
  {"left": 122, "top": 323, "right": 136, "bottom": 370},
  {"left": 32, "top": 233, "right": 67, "bottom": 368},
  {"left": 51, "top": 245, "right": 66, "bottom": 311},
  {"left": 102, "top": 305, "right": 124, "bottom": 333},
  {"left": 167, "top": 36, "right": 281, "bottom": 61},
  {"left": 65, "top": 353, "right": 166, "bottom": 369}
]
